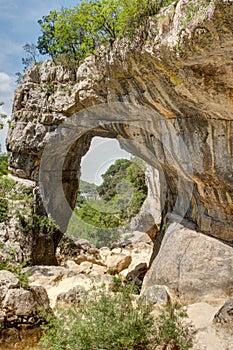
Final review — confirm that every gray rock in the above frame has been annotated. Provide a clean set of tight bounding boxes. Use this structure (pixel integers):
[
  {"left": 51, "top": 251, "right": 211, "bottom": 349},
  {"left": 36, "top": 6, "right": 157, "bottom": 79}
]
[
  {"left": 141, "top": 285, "right": 170, "bottom": 305},
  {"left": 0, "top": 271, "right": 20, "bottom": 289},
  {"left": 57, "top": 285, "right": 85, "bottom": 304},
  {"left": 2, "top": 286, "right": 50, "bottom": 317},
  {"left": 0, "top": 277, "right": 51, "bottom": 345},
  {"left": 142, "top": 223, "right": 233, "bottom": 300},
  {"left": 130, "top": 166, "right": 161, "bottom": 240},
  {"left": 3, "top": 289, "right": 38, "bottom": 316},
  {"left": 214, "top": 298, "right": 233, "bottom": 325}
]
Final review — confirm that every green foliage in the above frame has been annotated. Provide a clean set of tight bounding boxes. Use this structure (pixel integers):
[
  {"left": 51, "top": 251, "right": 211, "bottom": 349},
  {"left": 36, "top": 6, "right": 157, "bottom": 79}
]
[
  {"left": 66, "top": 209, "right": 120, "bottom": 248},
  {"left": 39, "top": 284, "right": 192, "bottom": 350},
  {"left": 0, "top": 101, "right": 7, "bottom": 130},
  {"left": 0, "top": 167, "right": 15, "bottom": 222},
  {"left": 97, "top": 157, "right": 147, "bottom": 220},
  {"left": 154, "top": 304, "right": 193, "bottom": 349},
  {"left": 0, "top": 197, "right": 8, "bottom": 223},
  {"left": 79, "top": 180, "right": 98, "bottom": 197},
  {"left": 37, "top": 0, "right": 177, "bottom": 62},
  {"left": 118, "top": 0, "right": 160, "bottom": 36},
  {"left": 111, "top": 275, "right": 141, "bottom": 294},
  {"left": 0, "top": 155, "right": 10, "bottom": 178},
  {"left": 37, "top": 1, "right": 121, "bottom": 62},
  {"left": 0, "top": 250, "right": 29, "bottom": 289},
  {"left": 39, "top": 285, "right": 154, "bottom": 350},
  {"left": 68, "top": 157, "right": 147, "bottom": 247},
  {"left": 18, "top": 213, "right": 59, "bottom": 237}
]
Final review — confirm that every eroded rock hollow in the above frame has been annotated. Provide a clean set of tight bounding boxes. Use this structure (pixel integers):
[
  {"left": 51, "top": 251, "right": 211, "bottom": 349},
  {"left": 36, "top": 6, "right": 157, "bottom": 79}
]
[{"left": 6, "top": 0, "right": 233, "bottom": 274}]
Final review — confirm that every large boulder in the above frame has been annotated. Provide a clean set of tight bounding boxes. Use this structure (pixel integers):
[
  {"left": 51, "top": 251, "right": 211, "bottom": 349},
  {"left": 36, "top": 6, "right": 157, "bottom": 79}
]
[
  {"left": 142, "top": 223, "right": 233, "bottom": 301},
  {"left": 0, "top": 270, "right": 50, "bottom": 346}
]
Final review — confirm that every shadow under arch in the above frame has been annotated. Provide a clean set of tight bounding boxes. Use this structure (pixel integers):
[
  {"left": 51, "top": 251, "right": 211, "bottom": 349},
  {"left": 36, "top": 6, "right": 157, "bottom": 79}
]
[{"left": 39, "top": 102, "right": 194, "bottom": 243}]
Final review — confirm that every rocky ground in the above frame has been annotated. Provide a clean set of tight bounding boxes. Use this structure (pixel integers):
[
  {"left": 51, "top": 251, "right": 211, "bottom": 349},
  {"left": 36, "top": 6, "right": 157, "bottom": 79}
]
[{"left": 0, "top": 229, "right": 232, "bottom": 349}]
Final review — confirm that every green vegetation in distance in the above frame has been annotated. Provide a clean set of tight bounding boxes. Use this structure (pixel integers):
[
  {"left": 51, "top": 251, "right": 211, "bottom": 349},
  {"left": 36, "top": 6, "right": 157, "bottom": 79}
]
[
  {"left": 67, "top": 157, "right": 147, "bottom": 247},
  {"left": 0, "top": 101, "right": 7, "bottom": 130},
  {"left": 37, "top": 0, "right": 177, "bottom": 64}
]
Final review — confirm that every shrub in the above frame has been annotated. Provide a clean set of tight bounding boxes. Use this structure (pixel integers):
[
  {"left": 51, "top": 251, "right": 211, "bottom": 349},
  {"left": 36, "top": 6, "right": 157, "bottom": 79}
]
[
  {"left": 0, "top": 197, "right": 8, "bottom": 222},
  {"left": 0, "top": 175, "right": 16, "bottom": 222},
  {"left": 0, "top": 153, "right": 8, "bottom": 176},
  {"left": 39, "top": 284, "right": 193, "bottom": 350},
  {"left": 154, "top": 304, "right": 193, "bottom": 350},
  {"left": 39, "top": 285, "right": 154, "bottom": 350},
  {"left": 0, "top": 253, "right": 29, "bottom": 289}
]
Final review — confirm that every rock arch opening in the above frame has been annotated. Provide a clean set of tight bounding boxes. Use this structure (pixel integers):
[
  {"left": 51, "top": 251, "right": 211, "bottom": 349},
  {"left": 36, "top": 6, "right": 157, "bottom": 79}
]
[
  {"left": 36, "top": 103, "right": 194, "bottom": 264},
  {"left": 66, "top": 136, "right": 154, "bottom": 248}
]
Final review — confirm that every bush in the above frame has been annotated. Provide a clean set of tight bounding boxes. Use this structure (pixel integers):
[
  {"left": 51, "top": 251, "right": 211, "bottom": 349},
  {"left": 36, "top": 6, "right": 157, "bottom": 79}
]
[
  {"left": 0, "top": 153, "right": 8, "bottom": 176},
  {"left": 39, "top": 283, "right": 193, "bottom": 350},
  {"left": 0, "top": 197, "right": 8, "bottom": 222},
  {"left": 0, "top": 253, "right": 29, "bottom": 289},
  {"left": 154, "top": 304, "right": 193, "bottom": 350},
  {"left": 39, "top": 285, "right": 154, "bottom": 350},
  {"left": 0, "top": 175, "right": 16, "bottom": 222}
]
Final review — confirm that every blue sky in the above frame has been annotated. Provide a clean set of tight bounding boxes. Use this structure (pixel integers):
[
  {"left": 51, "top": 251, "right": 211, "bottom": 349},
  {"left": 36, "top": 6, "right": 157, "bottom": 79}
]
[
  {"left": 0, "top": 0, "right": 130, "bottom": 183},
  {"left": 0, "top": 0, "right": 79, "bottom": 149}
]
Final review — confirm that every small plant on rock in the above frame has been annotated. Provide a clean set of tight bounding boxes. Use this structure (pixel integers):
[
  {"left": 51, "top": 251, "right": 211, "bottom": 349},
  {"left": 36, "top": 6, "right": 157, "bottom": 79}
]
[{"left": 0, "top": 251, "right": 30, "bottom": 289}]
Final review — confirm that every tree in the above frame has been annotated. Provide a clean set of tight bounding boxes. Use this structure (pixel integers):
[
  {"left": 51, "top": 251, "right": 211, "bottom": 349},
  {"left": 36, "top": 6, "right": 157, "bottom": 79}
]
[
  {"left": 37, "top": 0, "right": 174, "bottom": 62},
  {"left": 22, "top": 43, "right": 39, "bottom": 69},
  {"left": 37, "top": 1, "right": 121, "bottom": 62},
  {"left": 37, "top": 10, "right": 59, "bottom": 59},
  {"left": 68, "top": 157, "right": 147, "bottom": 247},
  {"left": 118, "top": 0, "right": 156, "bottom": 35},
  {"left": 98, "top": 159, "right": 132, "bottom": 201},
  {"left": 0, "top": 101, "right": 7, "bottom": 129},
  {"left": 15, "top": 43, "right": 40, "bottom": 84}
]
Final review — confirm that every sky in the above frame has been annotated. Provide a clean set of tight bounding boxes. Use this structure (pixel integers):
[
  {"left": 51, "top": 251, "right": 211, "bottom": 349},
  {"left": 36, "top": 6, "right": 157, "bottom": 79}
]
[{"left": 0, "top": 0, "right": 130, "bottom": 183}]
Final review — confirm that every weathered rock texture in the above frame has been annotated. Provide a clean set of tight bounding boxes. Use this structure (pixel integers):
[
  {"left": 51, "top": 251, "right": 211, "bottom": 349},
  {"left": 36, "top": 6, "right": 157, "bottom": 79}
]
[
  {"left": 142, "top": 223, "right": 233, "bottom": 301},
  {"left": 6, "top": 0, "right": 233, "bottom": 265},
  {"left": 0, "top": 271, "right": 50, "bottom": 346}
]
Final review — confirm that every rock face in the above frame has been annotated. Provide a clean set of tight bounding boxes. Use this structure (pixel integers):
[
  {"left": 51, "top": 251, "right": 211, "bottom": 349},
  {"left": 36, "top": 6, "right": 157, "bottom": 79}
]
[
  {"left": 187, "top": 301, "right": 233, "bottom": 350},
  {"left": 130, "top": 166, "right": 161, "bottom": 241},
  {"left": 142, "top": 223, "right": 233, "bottom": 301},
  {"left": 5, "top": 0, "right": 233, "bottom": 288},
  {"left": 0, "top": 270, "right": 50, "bottom": 345},
  {"left": 214, "top": 298, "right": 233, "bottom": 325}
]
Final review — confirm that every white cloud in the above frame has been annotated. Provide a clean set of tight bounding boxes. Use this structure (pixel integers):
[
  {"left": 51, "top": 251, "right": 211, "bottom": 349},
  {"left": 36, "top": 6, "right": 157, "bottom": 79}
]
[
  {"left": 0, "top": 72, "right": 15, "bottom": 114},
  {"left": 0, "top": 72, "right": 15, "bottom": 95},
  {"left": 0, "top": 72, "right": 15, "bottom": 151},
  {"left": 81, "top": 137, "right": 130, "bottom": 185}
]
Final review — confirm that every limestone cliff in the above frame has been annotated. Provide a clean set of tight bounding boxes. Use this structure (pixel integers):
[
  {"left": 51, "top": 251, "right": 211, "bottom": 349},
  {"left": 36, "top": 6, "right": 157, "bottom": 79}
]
[{"left": 6, "top": 0, "right": 233, "bottom": 265}]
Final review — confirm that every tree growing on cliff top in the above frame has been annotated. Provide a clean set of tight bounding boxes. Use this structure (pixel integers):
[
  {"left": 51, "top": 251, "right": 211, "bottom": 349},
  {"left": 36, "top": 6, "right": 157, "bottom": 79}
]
[
  {"left": 37, "top": 0, "right": 121, "bottom": 61},
  {"left": 37, "top": 0, "right": 175, "bottom": 62}
]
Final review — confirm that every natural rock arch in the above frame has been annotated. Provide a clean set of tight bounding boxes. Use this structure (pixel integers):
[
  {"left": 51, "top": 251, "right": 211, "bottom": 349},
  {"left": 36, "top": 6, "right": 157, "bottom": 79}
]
[
  {"left": 6, "top": 0, "right": 233, "bottom": 265},
  {"left": 39, "top": 104, "right": 192, "bottom": 233}
]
